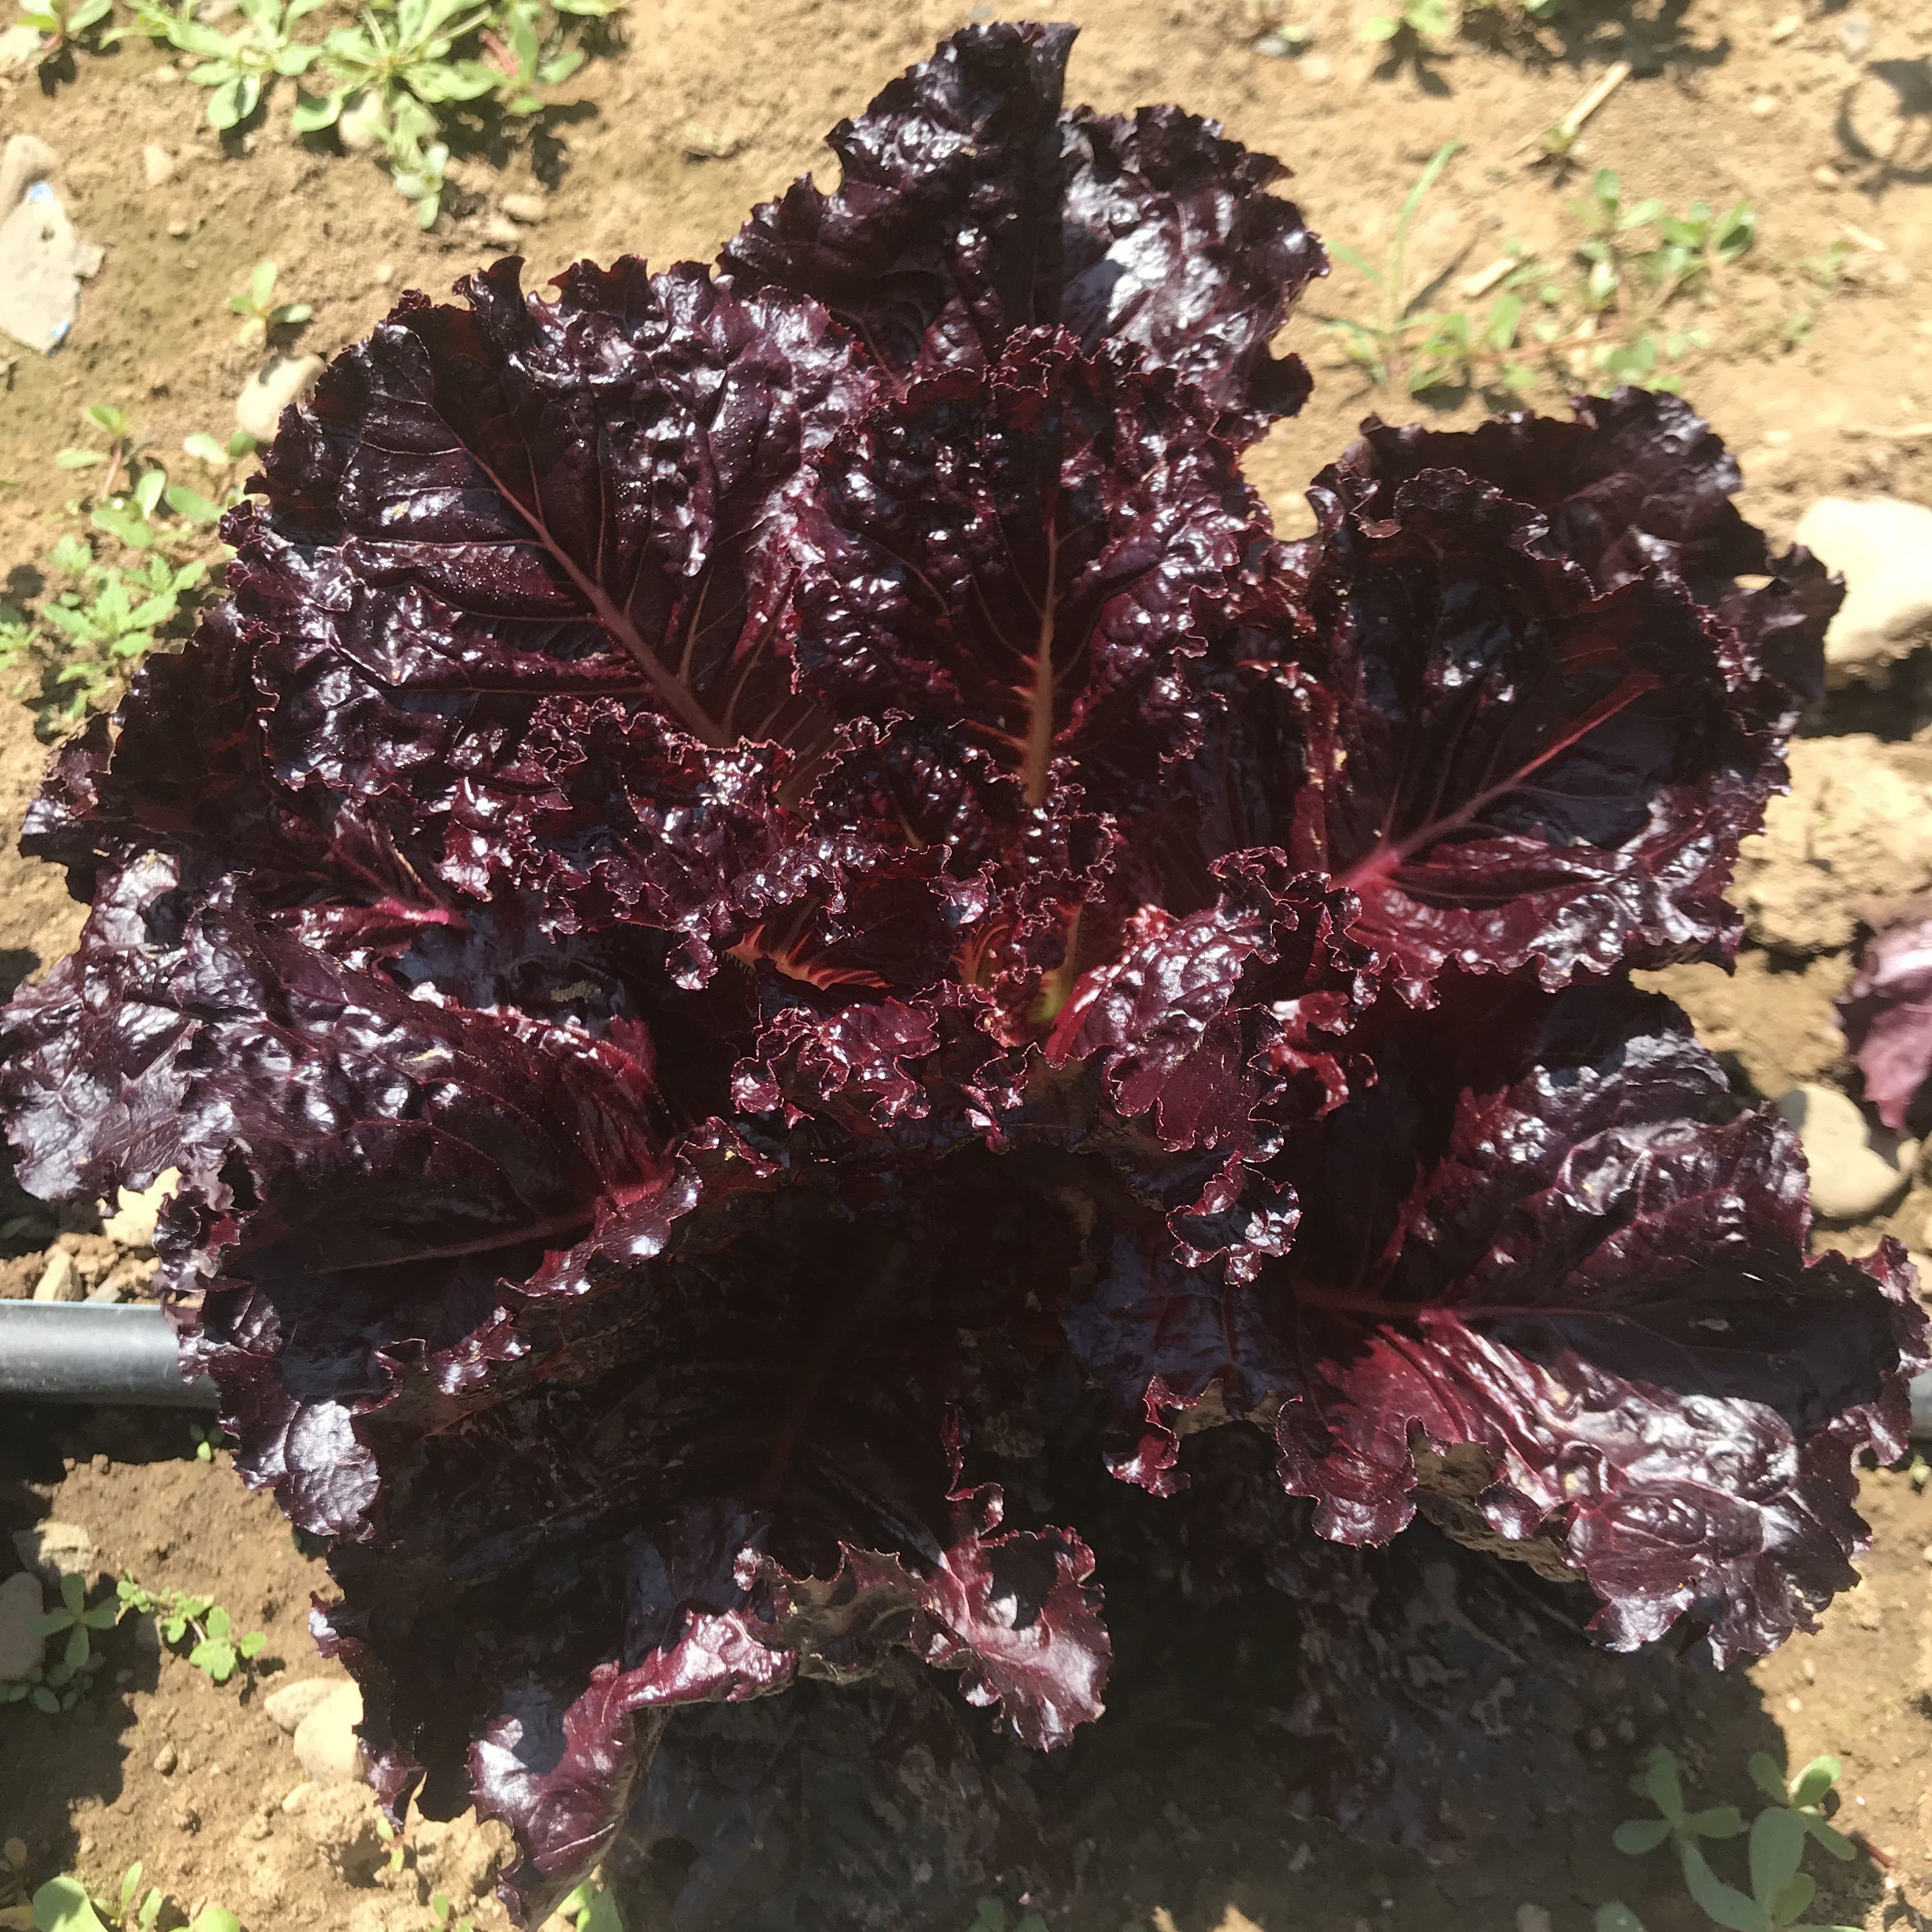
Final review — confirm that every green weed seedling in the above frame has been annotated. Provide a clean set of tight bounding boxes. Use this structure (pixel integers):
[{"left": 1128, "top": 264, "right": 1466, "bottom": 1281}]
[
  {"left": 13, "top": 0, "right": 111, "bottom": 70},
  {"left": 294, "top": 0, "right": 498, "bottom": 222},
  {"left": 33, "top": 1574, "right": 119, "bottom": 1675},
  {"left": 32, "top": 1871, "right": 240, "bottom": 1932},
  {"left": 24, "top": 544, "right": 208, "bottom": 721},
  {"left": 1747, "top": 1755, "right": 1858, "bottom": 1866},
  {"left": 115, "top": 1581, "right": 265, "bottom": 1686},
  {"left": 4, "top": 1567, "right": 113, "bottom": 1710},
  {"left": 428, "top": 1892, "right": 474, "bottom": 1932},
  {"left": 135, "top": 0, "right": 324, "bottom": 130},
  {"left": 1363, "top": 0, "right": 1450, "bottom": 44},
  {"left": 228, "top": 261, "right": 313, "bottom": 351},
  {"left": 1315, "top": 142, "right": 1535, "bottom": 397},
  {"left": 556, "top": 1880, "right": 623, "bottom": 1932},
  {"left": 54, "top": 405, "right": 155, "bottom": 503},
  {"left": 1604, "top": 1747, "right": 1863, "bottom": 1932},
  {"left": 490, "top": 0, "right": 615, "bottom": 115}
]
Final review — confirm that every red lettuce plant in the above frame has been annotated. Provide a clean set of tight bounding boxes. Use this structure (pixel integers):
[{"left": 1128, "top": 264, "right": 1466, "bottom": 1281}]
[
  {"left": 1841, "top": 908, "right": 1932, "bottom": 1130},
  {"left": 3, "top": 21, "right": 1922, "bottom": 1926}
]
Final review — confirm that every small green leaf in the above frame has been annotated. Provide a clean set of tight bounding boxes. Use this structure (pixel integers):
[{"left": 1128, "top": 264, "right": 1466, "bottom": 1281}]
[
  {"left": 1596, "top": 1910, "right": 1647, "bottom": 1932},
  {"left": 1770, "top": 1873, "right": 1816, "bottom": 1925},
  {"left": 188, "top": 1910, "right": 241, "bottom": 1932},
  {"left": 134, "top": 466, "right": 166, "bottom": 517},
  {"left": 54, "top": 448, "right": 104, "bottom": 470},
  {"left": 31, "top": 1876, "right": 111, "bottom": 1932},
  {"left": 31, "top": 1685, "right": 59, "bottom": 1713},
  {"left": 90, "top": 503, "right": 155, "bottom": 549},
  {"left": 1790, "top": 1756, "right": 1840, "bottom": 1809},
  {"left": 1749, "top": 1808, "right": 1805, "bottom": 1910},
  {"left": 1613, "top": 1818, "right": 1671, "bottom": 1856},
  {"left": 1680, "top": 1843, "right": 1772, "bottom": 1932},
  {"left": 63, "top": 1625, "right": 89, "bottom": 1670},
  {"left": 1641, "top": 1748, "right": 1685, "bottom": 1825},
  {"left": 239, "top": 1632, "right": 266, "bottom": 1659},
  {"left": 119, "top": 1865, "right": 142, "bottom": 1914}
]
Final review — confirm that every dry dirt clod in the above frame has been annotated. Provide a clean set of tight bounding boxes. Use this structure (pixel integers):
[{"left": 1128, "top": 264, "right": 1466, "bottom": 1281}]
[
  {"left": 142, "top": 144, "right": 176, "bottom": 187},
  {"left": 1796, "top": 497, "right": 1932, "bottom": 685},
  {"left": 482, "top": 215, "right": 524, "bottom": 249},
  {"left": 236, "top": 353, "right": 324, "bottom": 444},
  {"left": 500, "top": 191, "right": 547, "bottom": 224},
  {"left": 1775, "top": 1084, "right": 1917, "bottom": 1220},
  {"left": 12, "top": 1521, "right": 96, "bottom": 1584},
  {"left": 294, "top": 1781, "right": 385, "bottom": 1882},
  {"left": 101, "top": 1169, "right": 177, "bottom": 1251},
  {"left": 293, "top": 1680, "right": 365, "bottom": 1783},
  {"left": 0, "top": 1570, "right": 45, "bottom": 1680},
  {"left": 153, "top": 1740, "right": 179, "bottom": 1775},
  {"left": 1736, "top": 735, "right": 1932, "bottom": 953},
  {"left": 31, "top": 1248, "right": 80, "bottom": 1301},
  {"left": 264, "top": 1676, "right": 346, "bottom": 1734}
]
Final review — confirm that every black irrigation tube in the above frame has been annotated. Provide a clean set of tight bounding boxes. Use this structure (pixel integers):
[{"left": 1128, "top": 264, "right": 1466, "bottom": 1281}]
[
  {"left": 0, "top": 1301, "right": 217, "bottom": 1407},
  {"left": 4, "top": 1300, "right": 1932, "bottom": 1443}
]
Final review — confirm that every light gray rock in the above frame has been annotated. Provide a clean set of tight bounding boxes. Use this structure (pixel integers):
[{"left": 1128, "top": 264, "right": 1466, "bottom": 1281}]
[
  {"left": 1794, "top": 496, "right": 1932, "bottom": 684},
  {"left": 142, "top": 144, "right": 175, "bottom": 187},
  {"left": 12, "top": 1521, "right": 96, "bottom": 1584},
  {"left": 1774, "top": 1084, "right": 1918, "bottom": 1220},
  {"left": 32, "top": 1248, "right": 81, "bottom": 1301},
  {"left": 264, "top": 1676, "right": 345, "bottom": 1735},
  {"left": 293, "top": 1681, "right": 365, "bottom": 1783},
  {"left": 236, "top": 354, "right": 323, "bottom": 445},
  {"left": 0, "top": 1571, "right": 45, "bottom": 1680}
]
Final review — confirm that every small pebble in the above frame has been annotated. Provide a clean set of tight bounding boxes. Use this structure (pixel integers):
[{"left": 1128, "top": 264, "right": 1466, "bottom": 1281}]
[
  {"left": 154, "top": 1740, "right": 178, "bottom": 1774},
  {"left": 483, "top": 216, "right": 524, "bottom": 249},
  {"left": 167, "top": 218, "right": 192, "bottom": 238},
  {"left": 1515, "top": 1910, "right": 1553, "bottom": 1932},
  {"left": 1814, "top": 164, "right": 1843, "bottom": 189},
  {"left": 1802, "top": 1658, "right": 1816, "bottom": 1682},
  {"left": 90, "top": 1453, "right": 109, "bottom": 1475},
  {"left": 150, "top": 61, "right": 178, "bottom": 79},
  {"left": 32, "top": 1250, "right": 81, "bottom": 1303},
  {"left": 1768, "top": 11, "right": 1800, "bottom": 38},
  {"left": 1786, "top": 1696, "right": 1804, "bottom": 1713},
  {"left": 1751, "top": 93, "right": 1779, "bottom": 118},
  {"left": 1289, "top": 1843, "right": 1312, "bottom": 1873},
  {"left": 1301, "top": 52, "right": 1333, "bottom": 82},
  {"left": 235, "top": 353, "right": 324, "bottom": 443},
  {"left": 500, "top": 191, "right": 548, "bottom": 224},
  {"left": 1836, "top": 13, "right": 1872, "bottom": 57},
  {"left": 77, "top": 1837, "right": 91, "bottom": 1857},
  {"left": 141, "top": 144, "right": 175, "bottom": 187},
  {"left": 1252, "top": 31, "right": 1296, "bottom": 56},
  {"left": 1772, "top": 1084, "right": 1916, "bottom": 1220},
  {"left": 371, "top": 263, "right": 394, "bottom": 286}
]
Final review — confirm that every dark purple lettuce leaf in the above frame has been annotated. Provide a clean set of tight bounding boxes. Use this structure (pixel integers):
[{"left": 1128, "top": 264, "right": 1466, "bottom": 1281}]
[
  {"left": 721, "top": 22, "right": 1324, "bottom": 438},
  {"left": 1268, "top": 976, "right": 1926, "bottom": 1662},
  {"left": 1840, "top": 912, "right": 1932, "bottom": 1130},
  {"left": 1339, "top": 390, "right": 1838, "bottom": 723},
  {"left": 229, "top": 256, "right": 875, "bottom": 980},
  {"left": 788, "top": 329, "right": 1263, "bottom": 822},
  {"left": 256, "top": 1173, "right": 1103, "bottom": 1917},
  {"left": 1279, "top": 458, "right": 1800, "bottom": 998}
]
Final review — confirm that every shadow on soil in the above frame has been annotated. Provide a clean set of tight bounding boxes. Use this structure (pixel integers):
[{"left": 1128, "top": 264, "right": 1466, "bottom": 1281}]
[{"left": 0, "top": 1407, "right": 198, "bottom": 1882}]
